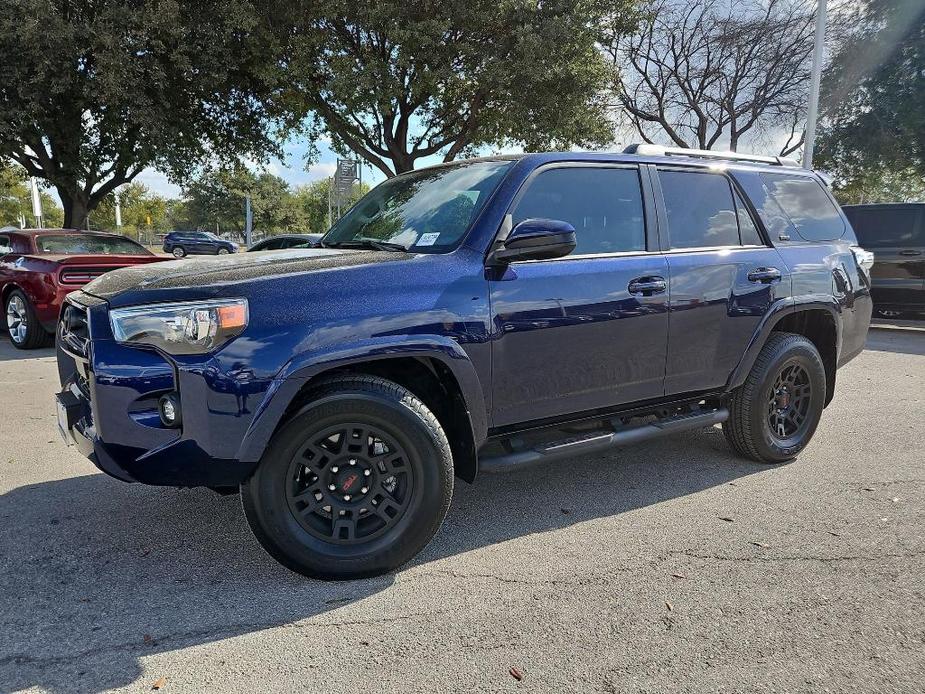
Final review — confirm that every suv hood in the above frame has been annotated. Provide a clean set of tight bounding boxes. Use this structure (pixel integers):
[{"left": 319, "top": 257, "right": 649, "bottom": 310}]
[{"left": 81, "top": 247, "right": 414, "bottom": 301}]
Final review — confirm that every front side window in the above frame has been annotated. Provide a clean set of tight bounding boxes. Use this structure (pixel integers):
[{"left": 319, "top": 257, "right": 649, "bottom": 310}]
[
  {"left": 0, "top": 236, "right": 10, "bottom": 254},
  {"left": 843, "top": 207, "right": 923, "bottom": 248},
  {"left": 35, "top": 234, "right": 150, "bottom": 255},
  {"left": 323, "top": 160, "right": 513, "bottom": 253},
  {"left": 761, "top": 173, "right": 845, "bottom": 241},
  {"left": 659, "top": 170, "right": 740, "bottom": 249},
  {"left": 510, "top": 166, "right": 646, "bottom": 256}
]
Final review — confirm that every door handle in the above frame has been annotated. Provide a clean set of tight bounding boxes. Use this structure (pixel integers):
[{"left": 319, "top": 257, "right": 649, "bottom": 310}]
[
  {"left": 628, "top": 276, "right": 667, "bottom": 296},
  {"left": 899, "top": 249, "right": 922, "bottom": 256},
  {"left": 747, "top": 267, "right": 782, "bottom": 283}
]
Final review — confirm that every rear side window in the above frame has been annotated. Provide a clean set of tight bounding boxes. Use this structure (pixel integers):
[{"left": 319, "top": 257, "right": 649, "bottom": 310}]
[
  {"left": 0, "top": 236, "right": 10, "bottom": 254},
  {"left": 761, "top": 173, "right": 844, "bottom": 241},
  {"left": 734, "top": 189, "right": 764, "bottom": 246},
  {"left": 843, "top": 207, "right": 923, "bottom": 248},
  {"left": 659, "top": 170, "right": 740, "bottom": 248},
  {"left": 511, "top": 167, "right": 646, "bottom": 255}
]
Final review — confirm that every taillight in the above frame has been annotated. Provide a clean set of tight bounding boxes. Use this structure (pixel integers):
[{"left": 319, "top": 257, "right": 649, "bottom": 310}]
[
  {"left": 850, "top": 246, "right": 874, "bottom": 279},
  {"left": 59, "top": 267, "right": 109, "bottom": 284}
]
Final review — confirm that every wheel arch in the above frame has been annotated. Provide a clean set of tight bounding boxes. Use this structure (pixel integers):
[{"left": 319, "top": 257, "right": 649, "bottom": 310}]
[
  {"left": 728, "top": 301, "right": 841, "bottom": 407},
  {"left": 237, "top": 339, "right": 487, "bottom": 483}
]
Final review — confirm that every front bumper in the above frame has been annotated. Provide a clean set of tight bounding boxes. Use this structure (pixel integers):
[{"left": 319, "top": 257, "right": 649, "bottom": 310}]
[{"left": 55, "top": 296, "right": 259, "bottom": 487}]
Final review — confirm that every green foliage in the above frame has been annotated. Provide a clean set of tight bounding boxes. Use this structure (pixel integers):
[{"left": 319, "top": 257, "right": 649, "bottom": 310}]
[
  {"left": 287, "top": 0, "right": 637, "bottom": 176},
  {"left": 90, "top": 183, "right": 169, "bottom": 234},
  {"left": 817, "top": 0, "right": 925, "bottom": 195},
  {"left": 0, "top": 161, "right": 64, "bottom": 228},
  {"left": 291, "top": 179, "right": 370, "bottom": 234},
  {"left": 830, "top": 167, "right": 925, "bottom": 205},
  {"left": 0, "top": 0, "right": 289, "bottom": 228},
  {"left": 181, "top": 168, "right": 312, "bottom": 240}
]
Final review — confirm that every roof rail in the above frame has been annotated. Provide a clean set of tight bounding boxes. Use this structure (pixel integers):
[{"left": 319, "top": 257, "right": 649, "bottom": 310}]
[{"left": 623, "top": 143, "right": 800, "bottom": 168}]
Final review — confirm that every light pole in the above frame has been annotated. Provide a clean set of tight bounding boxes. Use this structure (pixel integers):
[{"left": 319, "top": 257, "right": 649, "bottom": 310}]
[
  {"left": 29, "top": 177, "right": 43, "bottom": 228},
  {"left": 244, "top": 195, "right": 253, "bottom": 246},
  {"left": 803, "top": 0, "right": 828, "bottom": 169}
]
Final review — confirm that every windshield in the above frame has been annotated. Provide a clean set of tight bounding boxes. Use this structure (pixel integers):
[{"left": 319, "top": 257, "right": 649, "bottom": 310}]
[
  {"left": 35, "top": 234, "right": 150, "bottom": 255},
  {"left": 322, "top": 160, "right": 514, "bottom": 252}
]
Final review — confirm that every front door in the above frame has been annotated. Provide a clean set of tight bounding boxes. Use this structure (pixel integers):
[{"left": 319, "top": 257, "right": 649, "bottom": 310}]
[{"left": 489, "top": 164, "right": 669, "bottom": 428}]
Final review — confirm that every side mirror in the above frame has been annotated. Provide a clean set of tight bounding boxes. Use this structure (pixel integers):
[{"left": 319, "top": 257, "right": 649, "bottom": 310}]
[{"left": 489, "top": 218, "right": 577, "bottom": 264}]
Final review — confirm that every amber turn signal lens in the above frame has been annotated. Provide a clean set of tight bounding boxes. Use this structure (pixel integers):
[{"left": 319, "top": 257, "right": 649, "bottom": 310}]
[{"left": 217, "top": 303, "right": 247, "bottom": 329}]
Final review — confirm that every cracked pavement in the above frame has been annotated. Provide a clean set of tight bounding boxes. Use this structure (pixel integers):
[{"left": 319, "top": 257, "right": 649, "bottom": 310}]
[{"left": 1, "top": 328, "right": 923, "bottom": 693}]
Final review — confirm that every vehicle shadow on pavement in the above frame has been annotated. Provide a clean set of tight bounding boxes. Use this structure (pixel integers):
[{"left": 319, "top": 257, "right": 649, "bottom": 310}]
[{"left": 0, "top": 427, "right": 763, "bottom": 693}]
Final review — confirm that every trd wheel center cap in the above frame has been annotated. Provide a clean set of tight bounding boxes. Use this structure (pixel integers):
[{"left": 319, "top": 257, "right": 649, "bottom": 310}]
[
  {"left": 775, "top": 388, "right": 791, "bottom": 410},
  {"left": 329, "top": 459, "right": 372, "bottom": 499}
]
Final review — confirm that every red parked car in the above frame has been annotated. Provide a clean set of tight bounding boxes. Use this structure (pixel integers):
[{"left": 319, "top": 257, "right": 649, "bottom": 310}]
[{"left": 0, "top": 229, "right": 167, "bottom": 349}]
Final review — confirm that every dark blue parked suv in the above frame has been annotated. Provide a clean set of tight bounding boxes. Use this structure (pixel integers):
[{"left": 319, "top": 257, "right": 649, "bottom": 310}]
[
  {"left": 162, "top": 231, "right": 238, "bottom": 258},
  {"left": 56, "top": 146, "right": 873, "bottom": 579}
]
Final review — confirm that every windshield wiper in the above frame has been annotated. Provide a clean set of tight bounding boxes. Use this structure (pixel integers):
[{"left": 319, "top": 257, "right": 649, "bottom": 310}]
[{"left": 325, "top": 239, "right": 409, "bottom": 252}]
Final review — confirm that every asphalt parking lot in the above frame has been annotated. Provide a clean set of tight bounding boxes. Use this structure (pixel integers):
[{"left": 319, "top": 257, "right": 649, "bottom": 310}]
[{"left": 1, "top": 329, "right": 923, "bottom": 694}]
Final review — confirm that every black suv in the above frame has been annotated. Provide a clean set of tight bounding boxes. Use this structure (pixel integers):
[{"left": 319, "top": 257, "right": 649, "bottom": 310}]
[
  {"left": 842, "top": 203, "right": 924, "bottom": 317},
  {"left": 56, "top": 146, "right": 873, "bottom": 579},
  {"left": 162, "top": 231, "right": 238, "bottom": 257}
]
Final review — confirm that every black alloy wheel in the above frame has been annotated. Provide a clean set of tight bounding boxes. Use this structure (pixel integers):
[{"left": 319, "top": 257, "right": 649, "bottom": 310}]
[
  {"left": 724, "top": 332, "right": 826, "bottom": 464},
  {"left": 766, "top": 361, "right": 813, "bottom": 444},
  {"left": 285, "top": 421, "right": 415, "bottom": 544},
  {"left": 241, "top": 375, "right": 453, "bottom": 580}
]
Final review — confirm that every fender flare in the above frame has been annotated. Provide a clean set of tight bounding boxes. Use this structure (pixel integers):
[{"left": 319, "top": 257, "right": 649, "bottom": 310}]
[
  {"left": 725, "top": 298, "right": 842, "bottom": 392},
  {"left": 236, "top": 335, "right": 488, "bottom": 464}
]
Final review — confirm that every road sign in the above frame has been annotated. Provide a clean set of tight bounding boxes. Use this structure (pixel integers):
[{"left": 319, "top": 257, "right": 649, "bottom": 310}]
[{"left": 334, "top": 159, "right": 358, "bottom": 203}]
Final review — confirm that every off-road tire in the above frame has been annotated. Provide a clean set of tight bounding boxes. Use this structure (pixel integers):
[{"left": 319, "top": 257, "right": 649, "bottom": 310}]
[
  {"left": 723, "top": 332, "right": 826, "bottom": 464},
  {"left": 241, "top": 374, "right": 454, "bottom": 580}
]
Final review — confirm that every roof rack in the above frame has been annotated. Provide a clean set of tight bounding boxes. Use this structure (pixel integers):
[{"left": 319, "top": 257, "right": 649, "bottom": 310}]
[{"left": 623, "top": 143, "right": 800, "bottom": 168}]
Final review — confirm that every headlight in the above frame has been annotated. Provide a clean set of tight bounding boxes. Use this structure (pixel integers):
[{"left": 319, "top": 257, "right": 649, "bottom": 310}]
[{"left": 109, "top": 299, "right": 248, "bottom": 354}]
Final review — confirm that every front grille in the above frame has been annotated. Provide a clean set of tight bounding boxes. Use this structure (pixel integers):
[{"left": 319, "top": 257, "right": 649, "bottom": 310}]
[
  {"left": 59, "top": 301, "right": 90, "bottom": 358},
  {"left": 59, "top": 266, "right": 124, "bottom": 284}
]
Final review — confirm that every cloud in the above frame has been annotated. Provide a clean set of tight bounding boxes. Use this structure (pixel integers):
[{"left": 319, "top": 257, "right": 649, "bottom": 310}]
[{"left": 135, "top": 169, "right": 182, "bottom": 198}]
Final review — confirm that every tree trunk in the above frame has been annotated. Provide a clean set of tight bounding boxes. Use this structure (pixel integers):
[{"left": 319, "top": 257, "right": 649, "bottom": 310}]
[{"left": 59, "top": 189, "right": 91, "bottom": 230}]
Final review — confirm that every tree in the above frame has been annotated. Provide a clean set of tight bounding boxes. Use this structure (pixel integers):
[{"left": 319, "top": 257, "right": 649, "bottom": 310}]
[
  {"left": 0, "top": 1, "right": 289, "bottom": 229},
  {"left": 816, "top": 0, "right": 925, "bottom": 196},
  {"left": 1, "top": 161, "right": 63, "bottom": 228},
  {"left": 291, "top": 179, "right": 370, "bottom": 233},
  {"left": 286, "top": 0, "right": 637, "bottom": 177},
  {"left": 828, "top": 167, "right": 925, "bottom": 206},
  {"left": 608, "top": 0, "right": 814, "bottom": 154},
  {"left": 181, "top": 168, "right": 308, "bottom": 240},
  {"left": 91, "top": 183, "right": 169, "bottom": 234}
]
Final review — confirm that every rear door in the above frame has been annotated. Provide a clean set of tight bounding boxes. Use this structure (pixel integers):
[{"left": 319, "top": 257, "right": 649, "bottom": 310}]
[
  {"left": 488, "top": 163, "right": 669, "bottom": 427},
  {"left": 191, "top": 233, "right": 214, "bottom": 253},
  {"left": 653, "top": 167, "right": 787, "bottom": 395},
  {"left": 843, "top": 205, "right": 925, "bottom": 312}
]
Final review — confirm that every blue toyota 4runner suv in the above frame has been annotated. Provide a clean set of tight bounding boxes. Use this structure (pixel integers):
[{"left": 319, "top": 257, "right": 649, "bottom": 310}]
[{"left": 56, "top": 146, "right": 873, "bottom": 579}]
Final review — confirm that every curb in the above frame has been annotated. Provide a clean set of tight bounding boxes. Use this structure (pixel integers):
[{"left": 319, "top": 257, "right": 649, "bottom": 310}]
[{"left": 869, "top": 320, "right": 925, "bottom": 333}]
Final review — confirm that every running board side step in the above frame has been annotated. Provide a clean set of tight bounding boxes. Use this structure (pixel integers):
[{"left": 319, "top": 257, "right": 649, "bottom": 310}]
[{"left": 479, "top": 408, "right": 729, "bottom": 474}]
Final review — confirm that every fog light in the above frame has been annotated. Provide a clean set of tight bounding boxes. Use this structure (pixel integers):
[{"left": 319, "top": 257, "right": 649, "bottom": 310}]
[{"left": 159, "top": 393, "right": 181, "bottom": 427}]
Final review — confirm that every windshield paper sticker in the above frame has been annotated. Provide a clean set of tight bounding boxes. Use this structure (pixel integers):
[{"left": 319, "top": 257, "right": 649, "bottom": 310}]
[{"left": 417, "top": 232, "right": 440, "bottom": 247}]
